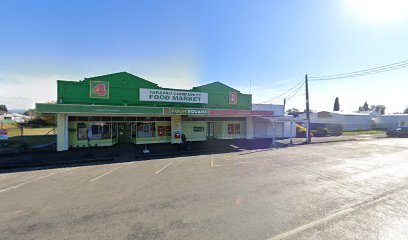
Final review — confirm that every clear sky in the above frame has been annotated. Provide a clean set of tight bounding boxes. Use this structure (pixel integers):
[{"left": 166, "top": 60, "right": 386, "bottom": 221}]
[{"left": 1, "top": 0, "right": 407, "bottom": 113}]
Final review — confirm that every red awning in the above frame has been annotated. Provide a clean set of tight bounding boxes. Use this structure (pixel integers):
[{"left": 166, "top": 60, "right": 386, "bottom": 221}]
[{"left": 209, "top": 109, "right": 273, "bottom": 117}]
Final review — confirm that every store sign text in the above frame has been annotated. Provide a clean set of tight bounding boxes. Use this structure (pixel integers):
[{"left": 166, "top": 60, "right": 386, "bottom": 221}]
[
  {"left": 140, "top": 88, "right": 208, "bottom": 104},
  {"left": 164, "top": 108, "right": 209, "bottom": 115}
]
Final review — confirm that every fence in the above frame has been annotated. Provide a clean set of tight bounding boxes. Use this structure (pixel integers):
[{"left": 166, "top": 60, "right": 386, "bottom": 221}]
[{"left": 0, "top": 125, "right": 55, "bottom": 138}]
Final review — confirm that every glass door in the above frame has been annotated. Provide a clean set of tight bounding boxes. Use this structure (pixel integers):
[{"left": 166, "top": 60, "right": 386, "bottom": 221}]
[
  {"left": 118, "top": 123, "right": 132, "bottom": 143},
  {"left": 207, "top": 122, "right": 214, "bottom": 139}
]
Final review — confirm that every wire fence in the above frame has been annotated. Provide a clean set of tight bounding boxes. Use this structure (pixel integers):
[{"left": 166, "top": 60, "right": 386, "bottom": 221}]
[{"left": 0, "top": 126, "right": 55, "bottom": 138}]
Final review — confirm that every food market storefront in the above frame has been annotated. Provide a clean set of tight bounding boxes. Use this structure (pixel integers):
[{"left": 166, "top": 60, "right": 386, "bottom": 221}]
[{"left": 36, "top": 72, "right": 273, "bottom": 151}]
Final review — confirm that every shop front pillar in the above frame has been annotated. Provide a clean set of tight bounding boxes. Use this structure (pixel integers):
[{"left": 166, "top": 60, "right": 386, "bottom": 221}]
[
  {"left": 171, "top": 115, "right": 182, "bottom": 144},
  {"left": 56, "top": 113, "right": 68, "bottom": 151},
  {"left": 246, "top": 116, "right": 254, "bottom": 139}
]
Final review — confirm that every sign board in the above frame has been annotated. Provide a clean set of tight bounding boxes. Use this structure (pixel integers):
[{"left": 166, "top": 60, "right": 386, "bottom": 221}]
[
  {"left": 229, "top": 92, "right": 238, "bottom": 104},
  {"left": 140, "top": 88, "right": 208, "bottom": 104},
  {"left": 90, "top": 81, "right": 110, "bottom": 99},
  {"left": 0, "top": 129, "right": 8, "bottom": 140},
  {"left": 164, "top": 108, "right": 209, "bottom": 115}
]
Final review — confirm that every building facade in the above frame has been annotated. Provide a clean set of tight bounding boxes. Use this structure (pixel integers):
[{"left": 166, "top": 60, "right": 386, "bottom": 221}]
[
  {"left": 306, "top": 111, "right": 373, "bottom": 131},
  {"left": 37, "top": 72, "right": 285, "bottom": 151}
]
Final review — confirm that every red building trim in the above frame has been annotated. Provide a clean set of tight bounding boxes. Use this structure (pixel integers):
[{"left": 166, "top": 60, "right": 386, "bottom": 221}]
[{"left": 210, "top": 109, "right": 273, "bottom": 116}]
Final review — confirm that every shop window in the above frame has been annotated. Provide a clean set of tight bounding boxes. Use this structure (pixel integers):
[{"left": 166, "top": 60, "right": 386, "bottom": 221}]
[
  {"left": 112, "top": 123, "right": 118, "bottom": 138},
  {"left": 77, "top": 123, "right": 88, "bottom": 140},
  {"left": 102, "top": 124, "right": 111, "bottom": 139},
  {"left": 137, "top": 122, "right": 155, "bottom": 138},
  {"left": 112, "top": 116, "right": 125, "bottom": 122},
  {"left": 194, "top": 126, "right": 204, "bottom": 132},
  {"left": 88, "top": 116, "right": 101, "bottom": 122},
  {"left": 100, "top": 116, "right": 112, "bottom": 121},
  {"left": 228, "top": 124, "right": 235, "bottom": 135},
  {"left": 165, "top": 126, "right": 171, "bottom": 136},
  {"left": 91, "top": 125, "right": 102, "bottom": 139},
  {"left": 77, "top": 116, "right": 88, "bottom": 122},
  {"left": 125, "top": 117, "right": 136, "bottom": 121},
  {"left": 234, "top": 124, "right": 240, "bottom": 134}
]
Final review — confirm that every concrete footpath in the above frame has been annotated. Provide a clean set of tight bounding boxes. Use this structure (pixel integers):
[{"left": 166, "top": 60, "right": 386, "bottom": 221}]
[{"left": 0, "top": 134, "right": 386, "bottom": 169}]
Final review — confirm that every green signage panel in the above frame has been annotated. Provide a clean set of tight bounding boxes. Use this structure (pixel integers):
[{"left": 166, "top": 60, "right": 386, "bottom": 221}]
[
  {"left": 90, "top": 81, "right": 110, "bottom": 99},
  {"left": 164, "top": 108, "right": 209, "bottom": 115}
]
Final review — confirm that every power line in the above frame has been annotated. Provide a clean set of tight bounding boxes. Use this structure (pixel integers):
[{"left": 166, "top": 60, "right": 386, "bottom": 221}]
[
  {"left": 309, "top": 59, "right": 408, "bottom": 81},
  {"left": 260, "top": 79, "right": 304, "bottom": 104},
  {"left": 285, "top": 82, "right": 305, "bottom": 102},
  {"left": 286, "top": 93, "right": 305, "bottom": 102}
]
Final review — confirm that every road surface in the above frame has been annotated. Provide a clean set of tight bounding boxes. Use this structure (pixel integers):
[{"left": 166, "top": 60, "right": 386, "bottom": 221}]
[{"left": 1, "top": 137, "right": 408, "bottom": 240}]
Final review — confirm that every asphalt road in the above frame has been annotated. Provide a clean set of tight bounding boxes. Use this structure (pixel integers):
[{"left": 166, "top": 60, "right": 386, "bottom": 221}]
[{"left": 1, "top": 137, "right": 408, "bottom": 240}]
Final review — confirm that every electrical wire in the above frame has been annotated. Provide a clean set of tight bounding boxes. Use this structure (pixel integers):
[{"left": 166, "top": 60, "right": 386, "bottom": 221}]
[
  {"left": 260, "top": 78, "right": 305, "bottom": 104},
  {"left": 285, "top": 82, "right": 305, "bottom": 102},
  {"left": 309, "top": 59, "right": 408, "bottom": 81}
]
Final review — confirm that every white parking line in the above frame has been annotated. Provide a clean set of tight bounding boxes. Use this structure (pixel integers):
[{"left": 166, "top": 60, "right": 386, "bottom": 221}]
[
  {"left": 90, "top": 167, "right": 121, "bottom": 182},
  {"left": 155, "top": 161, "right": 174, "bottom": 174},
  {"left": 266, "top": 188, "right": 402, "bottom": 240},
  {"left": 0, "top": 168, "right": 72, "bottom": 194}
]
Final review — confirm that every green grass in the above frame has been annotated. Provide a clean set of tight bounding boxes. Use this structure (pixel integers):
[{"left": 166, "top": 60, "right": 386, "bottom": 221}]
[
  {"left": 5, "top": 127, "right": 55, "bottom": 137},
  {"left": 342, "top": 130, "right": 385, "bottom": 135}
]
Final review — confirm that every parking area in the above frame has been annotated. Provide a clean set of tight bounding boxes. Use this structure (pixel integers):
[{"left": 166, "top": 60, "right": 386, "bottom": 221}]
[{"left": 1, "top": 137, "right": 408, "bottom": 240}]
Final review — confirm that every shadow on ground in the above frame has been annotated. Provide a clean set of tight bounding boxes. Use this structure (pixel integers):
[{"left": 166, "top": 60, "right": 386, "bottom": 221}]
[{"left": 0, "top": 139, "right": 286, "bottom": 173}]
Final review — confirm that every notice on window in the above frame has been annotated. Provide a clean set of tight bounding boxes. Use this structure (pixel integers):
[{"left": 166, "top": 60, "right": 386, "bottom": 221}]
[{"left": 0, "top": 129, "right": 8, "bottom": 140}]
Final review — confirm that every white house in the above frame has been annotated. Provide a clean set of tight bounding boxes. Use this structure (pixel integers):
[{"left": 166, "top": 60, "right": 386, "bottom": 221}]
[
  {"left": 251, "top": 104, "right": 297, "bottom": 138},
  {"left": 372, "top": 114, "right": 408, "bottom": 130},
  {"left": 306, "top": 111, "right": 373, "bottom": 131},
  {"left": 0, "top": 112, "right": 30, "bottom": 123}
]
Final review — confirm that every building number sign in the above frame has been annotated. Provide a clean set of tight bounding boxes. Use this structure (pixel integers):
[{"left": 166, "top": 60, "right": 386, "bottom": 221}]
[{"left": 90, "top": 81, "right": 109, "bottom": 99}]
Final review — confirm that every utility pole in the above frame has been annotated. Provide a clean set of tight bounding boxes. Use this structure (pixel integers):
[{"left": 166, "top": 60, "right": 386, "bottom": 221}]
[{"left": 305, "top": 74, "right": 311, "bottom": 143}]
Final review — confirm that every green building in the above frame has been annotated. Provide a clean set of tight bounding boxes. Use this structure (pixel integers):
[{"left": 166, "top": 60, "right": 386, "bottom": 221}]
[{"left": 36, "top": 72, "right": 275, "bottom": 151}]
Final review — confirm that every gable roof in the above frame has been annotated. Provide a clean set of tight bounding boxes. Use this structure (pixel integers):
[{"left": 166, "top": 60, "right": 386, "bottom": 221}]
[
  {"left": 83, "top": 72, "right": 159, "bottom": 86},
  {"left": 192, "top": 81, "right": 241, "bottom": 93}
]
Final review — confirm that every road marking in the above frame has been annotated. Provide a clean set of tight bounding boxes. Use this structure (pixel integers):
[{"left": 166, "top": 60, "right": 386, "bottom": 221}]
[
  {"left": 211, "top": 155, "right": 214, "bottom": 167},
  {"left": 0, "top": 168, "right": 72, "bottom": 193},
  {"left": 266, "top": 188, "right": 402, "bottom": 240},
  {"left": 90, "top": 167, "right": 121, "bottom": 182},
  {"left": 155, "top": 161, "right": 174, "bottom": 174}
]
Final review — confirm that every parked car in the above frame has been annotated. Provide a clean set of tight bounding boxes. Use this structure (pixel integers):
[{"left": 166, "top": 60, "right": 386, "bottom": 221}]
[{"left": 386, "top": 127, "right": 408, "bottom": 137}]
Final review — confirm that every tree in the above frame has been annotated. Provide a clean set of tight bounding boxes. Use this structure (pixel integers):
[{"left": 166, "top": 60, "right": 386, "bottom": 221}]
[
  {"left": 358, "top": 101, "right": 370, "bottom": 112},
  {"left": 374, "top": 105, "right": 386, "bottom": 115},
  {"left": 333, "top": 97, "right": 340, "bottom": 111},
  {"left": 0, "top": 104, "right": 8, "bottom": 112},
  {"left": 23, "top": 109, "right": 38, "bottom": 117},
  {"left": 286, "top": 108, "right": 300, "bottom": 117}
]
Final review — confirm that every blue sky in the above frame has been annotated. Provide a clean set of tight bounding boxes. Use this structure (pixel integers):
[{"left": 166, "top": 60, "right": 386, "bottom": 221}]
[{"left": 1, "top": 0, "right": 407, "bottom": 113}]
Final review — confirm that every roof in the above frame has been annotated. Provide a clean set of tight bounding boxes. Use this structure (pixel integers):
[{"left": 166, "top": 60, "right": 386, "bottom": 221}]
[
  {"left": 192, "top": 81, "right": 241, "bottom": 93},
  {"left": 316, "top": 111, "right": 371, "bottom": 116}
]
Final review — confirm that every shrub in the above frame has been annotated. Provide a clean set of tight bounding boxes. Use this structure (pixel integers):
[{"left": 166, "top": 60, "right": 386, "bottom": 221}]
[
  {"left": 311, "top": 128, "right": 329, "bottom": 137},
  {"left": 296, "top": 124, "right": 314, "bottom": 138}
]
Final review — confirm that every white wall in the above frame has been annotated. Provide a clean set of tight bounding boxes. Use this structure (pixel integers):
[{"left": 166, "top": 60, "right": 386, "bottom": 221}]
[
  {"left": 372, "top": 115, "right": 408, "bottom": 129},
  {"left": 308, "top": 111, "right": 372, "bottom": 131},
  {"left": 253, "top": 119, "right": 296, "bottom": 139},
  {"left": 252, "top": 104, "right": 284, "bottom": 116}
]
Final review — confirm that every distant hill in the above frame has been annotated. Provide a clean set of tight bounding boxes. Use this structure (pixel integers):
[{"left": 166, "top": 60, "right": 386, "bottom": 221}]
[{"left": 8, "top": 109, "right": 28, "bottom": 114}]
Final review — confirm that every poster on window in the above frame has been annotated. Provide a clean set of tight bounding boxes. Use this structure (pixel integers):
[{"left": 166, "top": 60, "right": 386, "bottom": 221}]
[{"left": 229, "top": 92, "right": 238, "bottom": 104}]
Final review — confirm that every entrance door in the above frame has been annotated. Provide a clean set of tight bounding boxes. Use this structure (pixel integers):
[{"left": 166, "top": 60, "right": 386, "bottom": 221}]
[
  {"left": 118, "top": 123, "right": 131, "bottom": 143},
  {"left": 207, "top": 122, "right": 215, "bottom": 139}
]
